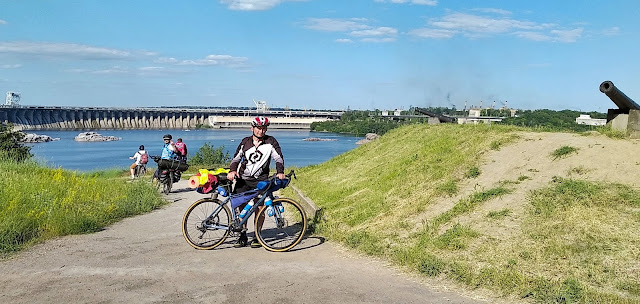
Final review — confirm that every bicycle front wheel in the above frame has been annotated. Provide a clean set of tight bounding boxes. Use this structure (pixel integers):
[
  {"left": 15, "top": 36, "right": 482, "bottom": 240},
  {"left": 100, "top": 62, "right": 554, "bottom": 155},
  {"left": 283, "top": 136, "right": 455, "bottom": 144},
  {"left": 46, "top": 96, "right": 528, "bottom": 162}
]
[
  {"left": 255, "top": 197, "right": 307, "bottom": 252},
  {"left": 182, "top": 198, "right": 231, "bottom": 250}
]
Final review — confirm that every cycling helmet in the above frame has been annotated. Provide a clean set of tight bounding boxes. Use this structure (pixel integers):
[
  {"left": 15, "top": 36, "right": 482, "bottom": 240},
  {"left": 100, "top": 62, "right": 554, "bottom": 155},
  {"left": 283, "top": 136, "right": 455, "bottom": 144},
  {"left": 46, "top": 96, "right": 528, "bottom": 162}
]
[
  {"left": 162, "top": 134, "right": 172, "bottom": 140},
  {"left": 139, "top": 145, "right": 145, "bottom": 150},
  {"left": 251, "top": 116, "right": 270, "bottom": 127}
]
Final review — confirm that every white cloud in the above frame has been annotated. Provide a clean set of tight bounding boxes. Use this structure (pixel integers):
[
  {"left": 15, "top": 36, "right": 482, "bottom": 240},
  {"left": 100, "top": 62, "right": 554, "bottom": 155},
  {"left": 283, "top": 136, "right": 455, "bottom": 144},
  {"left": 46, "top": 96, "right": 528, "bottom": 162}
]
[
  {"left": 472, "top": 8, "right": 512, "bottom": 15},
  {"left": 374, "top": 0, "right": 437, "bottom": 5},
  {"left": 0, "top": 19, "right": 7, "bottom": 25},
  {"left": 513, "top": 31, "right": 551, "bottom": 41},
  {"left": 156, "top": 57, "right": 179, "bottom": 64},
  {"left": 601, "top": 26, "right": 620, "bottom": 36},
  {"left": 410, "top": 12, "right": 580, "bottom": 43},
  {"left": 350, "top": 27, "right": 397, "bottom": 37},
  {"left": 1, "top": 64, "right": 22, "bottom": 69},
  {"left": 430, "top": 13, "right": 550, "bottom": 33},
  {"left": 66, "top": 68, "right": 88, "bottom": 73},
  {"left": 360, "top": 37, "right": 396, "bottom": 43},
  {"left": 177, "top": 54, "right": 249, "bottom": 67},
  {"left": 304, "top": 18, "right": 370, "bottom": 32},
  {"left": 304, "top": 18, "right": 396, "bottom": 42},
  {"left": 0, "top": 41, "right": 131, "bottom": 59},
  {"left": 92, "top": 66, "right": 130, "bottom": 74},
  {"left": 220, "top": 0, "right": 307, "bottom": 11},
  {"left": 139, "top": 66, "right": 165, "bottom": 71},
  {"left": 408, "top": 0, "right": 437, "bottom": 5},
  {"left": 137, "top": 66, "right": 173, "bottom": 76},
  {"left": 550, "top": 28, "right": 583, "bottom": 43},
  {"left": 408, "top": 28, "right": 455, "bottom": 39}
]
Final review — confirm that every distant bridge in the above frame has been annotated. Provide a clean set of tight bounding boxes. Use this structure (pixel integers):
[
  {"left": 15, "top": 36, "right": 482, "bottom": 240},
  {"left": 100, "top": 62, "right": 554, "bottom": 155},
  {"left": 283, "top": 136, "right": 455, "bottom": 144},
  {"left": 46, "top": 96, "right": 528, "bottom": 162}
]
[{"left": 0, "top": 105, "right": 343, "bottom": 130}]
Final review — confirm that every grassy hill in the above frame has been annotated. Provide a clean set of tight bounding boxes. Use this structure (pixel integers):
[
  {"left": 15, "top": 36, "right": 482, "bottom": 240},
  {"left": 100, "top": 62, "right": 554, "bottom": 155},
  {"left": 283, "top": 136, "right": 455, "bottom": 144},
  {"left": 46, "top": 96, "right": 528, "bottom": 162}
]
[{"left": 288, "top": 123, "right": 640, "bottom": 303}]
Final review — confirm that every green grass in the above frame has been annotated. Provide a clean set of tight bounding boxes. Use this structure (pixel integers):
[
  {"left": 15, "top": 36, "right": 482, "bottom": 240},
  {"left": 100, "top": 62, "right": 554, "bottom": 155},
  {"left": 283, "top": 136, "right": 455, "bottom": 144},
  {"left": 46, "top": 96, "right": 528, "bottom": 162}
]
[
  {"left": 464, "top": 166, "right": 481, "bottom": 178},
  {"left": 551, "top": 145, "right": 579, "bottom": 160},
  {"left": 593, "top": 126, "right": 628, "bottom": 139},
  {"left": 487, "top": 209, "right": 511, "bottom": 219},
  {"left": 567, "top": 166, "right": 590, "bottom": 176},
  {"left": 0, "top": 160, "right": 167, "bottom": 255},
  {"left": 284, "top": 123, "right": 640, "bottom": 303}
]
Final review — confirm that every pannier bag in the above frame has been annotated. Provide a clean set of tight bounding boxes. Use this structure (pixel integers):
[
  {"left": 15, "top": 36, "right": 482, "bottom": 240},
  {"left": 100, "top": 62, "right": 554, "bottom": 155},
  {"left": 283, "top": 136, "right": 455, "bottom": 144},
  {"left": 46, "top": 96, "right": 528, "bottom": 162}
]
[
  {"left": 157, "top": 158, "right": 189, "bottom": 171},
  {"left": 173, "top": 170, "right": 182, "bottom": 183}
]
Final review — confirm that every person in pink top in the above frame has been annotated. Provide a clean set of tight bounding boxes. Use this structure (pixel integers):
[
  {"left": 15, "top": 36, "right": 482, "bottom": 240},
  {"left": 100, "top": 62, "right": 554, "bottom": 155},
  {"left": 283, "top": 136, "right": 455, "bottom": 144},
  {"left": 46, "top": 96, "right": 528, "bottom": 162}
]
[{"left": 174, "top": 138, "right": 188, "bottom": 161}]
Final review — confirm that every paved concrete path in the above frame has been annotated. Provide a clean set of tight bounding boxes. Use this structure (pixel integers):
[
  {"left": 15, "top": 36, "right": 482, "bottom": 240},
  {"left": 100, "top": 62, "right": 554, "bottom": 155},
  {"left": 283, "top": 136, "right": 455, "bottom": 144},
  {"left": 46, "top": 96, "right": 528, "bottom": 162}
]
[{"left": 0, "top": 180, "right": 492, "bottom": 304}]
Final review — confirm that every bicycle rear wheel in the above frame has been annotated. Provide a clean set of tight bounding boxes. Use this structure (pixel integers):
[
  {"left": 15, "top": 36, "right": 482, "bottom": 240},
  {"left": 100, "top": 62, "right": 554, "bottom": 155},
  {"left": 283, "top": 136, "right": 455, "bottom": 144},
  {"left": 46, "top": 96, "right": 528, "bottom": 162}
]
[
  {"left": 162, "top": 180, "right": 171, "bottom": 194},
  {"left": 136, "top": 165, "right": 146, "bottom": 177},
  {"left": 255, "top": 197, "right": 307, "bottom": 252},
  {"left": 182, "top": 198, "right": 231, "bottom": 250}
]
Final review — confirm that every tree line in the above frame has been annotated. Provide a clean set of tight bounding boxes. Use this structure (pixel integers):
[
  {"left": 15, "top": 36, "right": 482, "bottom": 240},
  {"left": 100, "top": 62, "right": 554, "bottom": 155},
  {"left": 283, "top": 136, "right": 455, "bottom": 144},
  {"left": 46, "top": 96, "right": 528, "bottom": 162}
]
[{"left": 310, "top": 108, "right": 608, "bottom": 135}]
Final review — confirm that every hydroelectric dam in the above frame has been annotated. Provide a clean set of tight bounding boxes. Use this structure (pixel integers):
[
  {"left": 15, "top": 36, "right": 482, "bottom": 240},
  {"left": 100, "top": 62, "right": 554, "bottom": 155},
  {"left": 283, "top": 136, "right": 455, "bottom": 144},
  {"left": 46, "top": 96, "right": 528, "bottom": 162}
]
[{"left": 0, "top": 105, "right": 343, "bottom": 130}]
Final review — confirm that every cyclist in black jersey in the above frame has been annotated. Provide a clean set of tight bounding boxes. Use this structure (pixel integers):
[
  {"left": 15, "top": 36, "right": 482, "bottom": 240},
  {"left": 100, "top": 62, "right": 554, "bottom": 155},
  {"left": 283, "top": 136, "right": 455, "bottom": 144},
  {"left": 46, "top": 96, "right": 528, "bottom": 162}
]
[{"left": 227, "top": 116, "right": 285, "bottom": 248}]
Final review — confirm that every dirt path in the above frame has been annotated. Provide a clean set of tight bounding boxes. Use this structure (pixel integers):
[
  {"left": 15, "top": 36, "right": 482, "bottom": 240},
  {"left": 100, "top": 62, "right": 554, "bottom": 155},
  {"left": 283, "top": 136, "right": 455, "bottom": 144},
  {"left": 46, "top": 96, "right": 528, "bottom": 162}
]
[{"left": 0, "top": 179, "right": 491, "bottom": 304}]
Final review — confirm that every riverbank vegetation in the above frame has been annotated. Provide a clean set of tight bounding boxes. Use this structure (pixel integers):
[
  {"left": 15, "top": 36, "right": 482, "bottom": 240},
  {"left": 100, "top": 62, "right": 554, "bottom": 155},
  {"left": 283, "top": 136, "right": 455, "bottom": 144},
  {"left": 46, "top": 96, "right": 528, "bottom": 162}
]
[
  {"left": 0, "top": 123, "right": 32, "bottom": 162},
  {"left": 185, "top": 142, "right": 231, "bottom": 174},
  {"left": 0, "top": 125, "right": 166, "bottom": 256},
  {"left": 287, "top": 123, "right": 640, "bottom": 303},
  {"left": 311, "top": 108, "right": 610, "bottom": 136},
  {"left": 0, "top": 161, "right": 167, "bottom": 256},
  {"left": 311, "top": 109, "right": 428, "bottom": 136}
]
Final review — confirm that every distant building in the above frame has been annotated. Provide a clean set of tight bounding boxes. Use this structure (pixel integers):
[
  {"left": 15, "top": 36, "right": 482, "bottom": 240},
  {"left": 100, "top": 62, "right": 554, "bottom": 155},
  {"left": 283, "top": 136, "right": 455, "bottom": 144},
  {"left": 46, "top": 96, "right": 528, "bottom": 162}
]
[
  {"left": 457, "top": 108, "right": 505, "bottom": 124},
  {"left": 5, "top": 92, "right": 21, "bottom": 107},
  {"left": 468, "top": 108, "right": 481, "bottom": 117},
  {"left": 576, "top": 114, "right": 606, "bottom": 126},
  {"left": 381, "top": 109, "right": 402, "bottom": 116}
]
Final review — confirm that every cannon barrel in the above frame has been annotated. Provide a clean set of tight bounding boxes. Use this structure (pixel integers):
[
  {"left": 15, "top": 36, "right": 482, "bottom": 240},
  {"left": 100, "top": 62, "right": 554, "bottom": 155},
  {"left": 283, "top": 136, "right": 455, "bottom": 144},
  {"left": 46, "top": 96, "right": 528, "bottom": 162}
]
[
  {"left": 599, "top": 81, "right": 640, "bottom": 110},
  {"left": 414, "top": 107, "right": 456, "bottom": 123}
]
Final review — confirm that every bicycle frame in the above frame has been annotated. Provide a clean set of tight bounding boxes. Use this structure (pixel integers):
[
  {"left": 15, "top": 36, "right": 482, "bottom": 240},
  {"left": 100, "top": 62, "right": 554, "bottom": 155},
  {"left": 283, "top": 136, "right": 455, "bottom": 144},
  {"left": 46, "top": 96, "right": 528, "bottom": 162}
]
[{"left": 203, "top": 177, "right": 285, "bottom": 232}]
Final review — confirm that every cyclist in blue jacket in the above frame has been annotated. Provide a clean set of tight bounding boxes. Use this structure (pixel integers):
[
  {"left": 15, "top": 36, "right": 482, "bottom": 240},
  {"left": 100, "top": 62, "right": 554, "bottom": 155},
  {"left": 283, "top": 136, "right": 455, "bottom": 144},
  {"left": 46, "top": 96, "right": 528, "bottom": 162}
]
[{"left": 161, "top": 134, "right": 177, "bottom": 160}]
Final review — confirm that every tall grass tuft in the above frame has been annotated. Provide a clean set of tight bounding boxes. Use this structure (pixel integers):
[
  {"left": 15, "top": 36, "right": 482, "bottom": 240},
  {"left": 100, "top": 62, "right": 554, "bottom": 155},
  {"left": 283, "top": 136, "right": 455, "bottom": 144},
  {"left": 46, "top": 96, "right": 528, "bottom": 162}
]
[
  {"left": 550, "top": 145, "right": 579, "bottom": 160},
  {"left": 0, "top": 160, "right": 166, "bottom": 255}
]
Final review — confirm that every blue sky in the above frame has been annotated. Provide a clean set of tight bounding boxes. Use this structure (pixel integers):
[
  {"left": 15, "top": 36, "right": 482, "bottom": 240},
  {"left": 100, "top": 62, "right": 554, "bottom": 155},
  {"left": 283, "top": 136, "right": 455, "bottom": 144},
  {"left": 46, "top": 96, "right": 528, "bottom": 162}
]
[{"left": 0, "top": 0, "right": 638, "bottom": 112}]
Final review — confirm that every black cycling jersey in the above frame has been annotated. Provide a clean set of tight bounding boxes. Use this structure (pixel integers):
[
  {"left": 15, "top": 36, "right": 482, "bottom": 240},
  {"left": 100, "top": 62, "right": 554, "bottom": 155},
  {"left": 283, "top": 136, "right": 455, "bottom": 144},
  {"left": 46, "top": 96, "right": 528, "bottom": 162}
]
[{"left": 229, "top": 135, "right": 284, "bottom": 181}]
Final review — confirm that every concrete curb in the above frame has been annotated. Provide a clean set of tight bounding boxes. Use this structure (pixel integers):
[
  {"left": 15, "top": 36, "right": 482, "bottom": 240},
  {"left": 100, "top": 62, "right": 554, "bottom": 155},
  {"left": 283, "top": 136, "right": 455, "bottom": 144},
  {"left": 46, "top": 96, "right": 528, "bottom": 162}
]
[{"left": 290, "top": 185, "right": 324, "bottom": 224}]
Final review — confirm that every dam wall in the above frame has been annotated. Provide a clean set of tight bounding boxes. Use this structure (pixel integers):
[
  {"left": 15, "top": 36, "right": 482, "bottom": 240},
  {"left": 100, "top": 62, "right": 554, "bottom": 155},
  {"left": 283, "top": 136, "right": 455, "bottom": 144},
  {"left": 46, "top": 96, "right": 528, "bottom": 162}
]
[
  {"left": 0, "top": 106, "right": 341, "bottom": 130},
  {"left": 208, "top": 115, "right": 329, "bottom": 129}
]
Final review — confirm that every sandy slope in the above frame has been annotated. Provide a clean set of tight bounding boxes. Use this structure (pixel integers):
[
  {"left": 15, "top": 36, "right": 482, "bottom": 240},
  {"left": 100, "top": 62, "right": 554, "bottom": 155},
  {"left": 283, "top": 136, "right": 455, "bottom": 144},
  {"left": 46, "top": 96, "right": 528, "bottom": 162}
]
[{"left": 419, "top": 131, "right": 640, "bottom": 239}]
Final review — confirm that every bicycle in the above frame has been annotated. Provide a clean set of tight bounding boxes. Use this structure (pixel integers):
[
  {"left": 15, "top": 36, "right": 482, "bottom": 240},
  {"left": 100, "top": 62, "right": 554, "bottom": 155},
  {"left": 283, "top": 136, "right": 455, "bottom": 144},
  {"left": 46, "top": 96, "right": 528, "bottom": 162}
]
[
  {"left": 159, "top": 169, "right": 176, "bottom": 194},
  {"left": 134, "top": 163, "right": 147, "bottom": 178},
  {"left": 151, "top": 155, "right": 181, "bottom": 195},
  {"left": 182, "top": 170, "right": 307, "bottom": 252}
]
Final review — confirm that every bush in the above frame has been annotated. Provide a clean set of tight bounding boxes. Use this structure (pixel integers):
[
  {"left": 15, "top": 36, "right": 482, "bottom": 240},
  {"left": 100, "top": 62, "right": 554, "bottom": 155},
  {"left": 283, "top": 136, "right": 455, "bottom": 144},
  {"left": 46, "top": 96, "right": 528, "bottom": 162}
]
[
  {"left": 0, "top": 123, "right": 31, "bottom": 162},
  {"left": 188, "top": 142, "right": 230, "bottom": 168}
]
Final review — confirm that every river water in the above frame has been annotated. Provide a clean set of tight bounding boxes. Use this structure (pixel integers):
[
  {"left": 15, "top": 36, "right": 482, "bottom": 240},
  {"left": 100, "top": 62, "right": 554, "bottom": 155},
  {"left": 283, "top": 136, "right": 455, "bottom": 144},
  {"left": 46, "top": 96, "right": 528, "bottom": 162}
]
[{"left": 26, "top": 129, "right": 362, "bottom": 172}]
